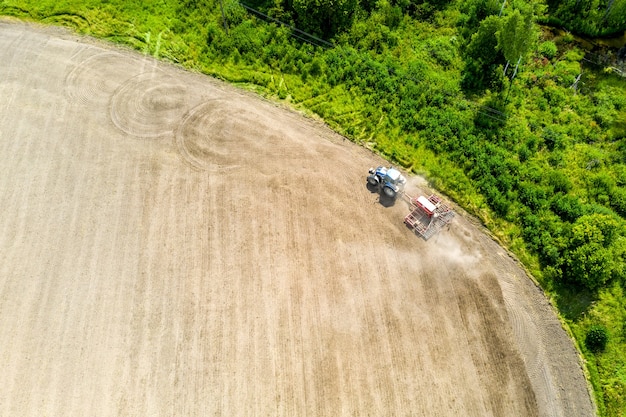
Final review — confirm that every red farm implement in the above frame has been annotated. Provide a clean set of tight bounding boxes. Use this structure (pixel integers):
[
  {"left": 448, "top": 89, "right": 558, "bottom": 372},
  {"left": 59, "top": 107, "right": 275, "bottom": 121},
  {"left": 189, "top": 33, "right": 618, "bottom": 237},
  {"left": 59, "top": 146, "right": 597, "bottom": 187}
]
[{"left": 404, "top": 194, "right": 455, "bottom": 240}]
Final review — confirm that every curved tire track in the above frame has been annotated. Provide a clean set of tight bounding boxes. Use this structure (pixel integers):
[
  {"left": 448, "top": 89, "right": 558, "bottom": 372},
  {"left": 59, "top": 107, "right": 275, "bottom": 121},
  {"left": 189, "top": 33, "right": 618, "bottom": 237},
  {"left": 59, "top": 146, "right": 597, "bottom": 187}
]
[
  {"left": 109, "top": 71, "right": 189, "bottom": 138},
  {"left": 65, "top": 52, "right": 142, "bottom": 107},
  {"left": 176, "top": 99, "right": 271, "bottom": 170}
]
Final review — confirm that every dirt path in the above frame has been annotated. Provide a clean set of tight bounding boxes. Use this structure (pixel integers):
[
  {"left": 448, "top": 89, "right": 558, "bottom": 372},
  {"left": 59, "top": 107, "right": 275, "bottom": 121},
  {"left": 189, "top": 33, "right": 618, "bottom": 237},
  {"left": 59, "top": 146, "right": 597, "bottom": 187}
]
[{"left": 0, "top": 19, "right": 595, "bottom": 416}]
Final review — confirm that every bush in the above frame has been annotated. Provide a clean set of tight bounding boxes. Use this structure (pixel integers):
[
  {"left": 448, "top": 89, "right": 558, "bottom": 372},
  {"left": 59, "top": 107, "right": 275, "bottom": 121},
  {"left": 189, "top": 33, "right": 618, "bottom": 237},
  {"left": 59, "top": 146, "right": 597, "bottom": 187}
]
[
  {"left": 538, "top": 41, "right": 557, "bottom": 59},
  {"left": 518, "top": 181, "right": 547, "bottom": 210},
  {"left": 548, "top": 170, "right": 572, "bottom": 193},
  {"left": 424, "top": 36, "right": 458, "bottom": 69},
  {"left": 551, "top": 194, "right": 583, "bottom": 222},
  {"left": 585, "top": 325, "right": 609, "bottom": 353}
]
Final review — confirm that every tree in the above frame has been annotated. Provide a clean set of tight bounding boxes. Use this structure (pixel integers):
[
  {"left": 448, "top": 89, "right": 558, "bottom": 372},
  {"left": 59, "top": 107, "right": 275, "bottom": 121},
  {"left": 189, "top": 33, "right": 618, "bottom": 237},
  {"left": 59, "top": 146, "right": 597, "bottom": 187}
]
[
  {"left": 566, "top": 243, "right": 613, "bottom": 289},
  {"left": 461, "top": 15, "right": 506, "bottom": 92},
  {"left": 563, "top": 214, "right": 622, "bottom": 290},
  {"left": 458, "top": 0, "right": 500, "bottom": 36},
  {"left": 604, "top": 0, "right": 626, "bottom": 34},
  {"left": 551, "top": 194, "right": 584, "bottom": 222},
  {"left": 291, "top": 0, "right": 359, "bottom": 38},
  {"left": 497, "top": 9, "right": 535, "bottom": 81},
  {"left": 545, "top": 0, "right": 626, "bottom": 36},
  {"left": 585, "top": 325, "right": 609, "bottom": 352}
]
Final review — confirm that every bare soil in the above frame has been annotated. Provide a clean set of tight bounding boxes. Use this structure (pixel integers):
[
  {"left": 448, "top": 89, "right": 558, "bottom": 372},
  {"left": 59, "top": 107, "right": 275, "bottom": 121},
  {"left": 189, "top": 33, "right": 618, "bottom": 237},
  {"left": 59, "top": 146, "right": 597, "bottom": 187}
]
[{"left": 0, "top": 19, "right": 595, "bottom": 416}]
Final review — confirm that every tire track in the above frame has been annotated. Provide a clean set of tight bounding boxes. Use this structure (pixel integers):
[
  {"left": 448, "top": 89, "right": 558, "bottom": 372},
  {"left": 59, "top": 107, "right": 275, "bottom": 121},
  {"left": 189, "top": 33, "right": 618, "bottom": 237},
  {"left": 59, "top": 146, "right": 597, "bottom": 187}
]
[
  {"left": 453, "top": 271, "right": 538, "bottom": 416},
  {"left": 175, "top": 99, "right": 300, "bottom": 171},
  {"left": 64, "top": 51, "right": 144, "bottom": 108},
  {"left": 176, "top": 100, "right": 247, "bottom": 170},
  {"left": 500, "top": 275, "right": 562, "bottom": 417},
  {"left": 109, "top": 70, "right": 189, "bottom": 138}
]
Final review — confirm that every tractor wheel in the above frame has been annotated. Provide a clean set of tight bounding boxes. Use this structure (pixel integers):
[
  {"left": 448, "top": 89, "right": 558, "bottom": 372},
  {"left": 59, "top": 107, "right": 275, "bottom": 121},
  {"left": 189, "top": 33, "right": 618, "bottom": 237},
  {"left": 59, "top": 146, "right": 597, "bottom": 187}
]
[
  {"left": 383, "top": 186, "right": 396, "bottom": 198},
  {"left": 367, "top": 175, "right": 379, "bottom": 186}
]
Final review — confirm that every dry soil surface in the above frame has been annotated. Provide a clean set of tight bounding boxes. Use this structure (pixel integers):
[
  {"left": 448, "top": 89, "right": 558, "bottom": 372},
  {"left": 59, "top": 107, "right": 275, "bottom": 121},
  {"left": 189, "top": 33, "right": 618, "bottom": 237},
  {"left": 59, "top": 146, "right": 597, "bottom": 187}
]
[{"left": 0, "top": 20, "right": 595, "bottom": 417}]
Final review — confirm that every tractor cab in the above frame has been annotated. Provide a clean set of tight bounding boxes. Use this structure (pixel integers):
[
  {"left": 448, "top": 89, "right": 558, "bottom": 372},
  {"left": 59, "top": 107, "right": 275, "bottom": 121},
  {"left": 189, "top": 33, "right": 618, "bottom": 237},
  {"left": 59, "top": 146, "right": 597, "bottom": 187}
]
[
  {"left": 384, "top": 167, "right": 404, "bottom": 186},
  {"left": 367, "top": 166, "right": 407, "bottom": 199}
]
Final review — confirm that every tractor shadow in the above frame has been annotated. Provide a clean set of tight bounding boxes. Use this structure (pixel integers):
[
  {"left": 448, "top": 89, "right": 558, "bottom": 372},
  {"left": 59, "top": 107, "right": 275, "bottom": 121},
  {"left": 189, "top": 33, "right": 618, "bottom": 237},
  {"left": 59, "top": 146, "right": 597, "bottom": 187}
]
[{"left": 366, "top": 182, "right": 397, "bottom": 207}]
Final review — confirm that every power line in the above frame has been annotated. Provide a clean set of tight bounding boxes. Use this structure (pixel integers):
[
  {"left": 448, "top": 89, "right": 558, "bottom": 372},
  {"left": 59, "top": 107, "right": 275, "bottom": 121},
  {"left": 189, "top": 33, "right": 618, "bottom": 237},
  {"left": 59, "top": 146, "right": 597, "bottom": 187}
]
[
  {"left": 238, "top": 2, "right": 334, "bottom": 49},
  {"left": 236, "top": 3, "right": 508, "bottom": 122}
]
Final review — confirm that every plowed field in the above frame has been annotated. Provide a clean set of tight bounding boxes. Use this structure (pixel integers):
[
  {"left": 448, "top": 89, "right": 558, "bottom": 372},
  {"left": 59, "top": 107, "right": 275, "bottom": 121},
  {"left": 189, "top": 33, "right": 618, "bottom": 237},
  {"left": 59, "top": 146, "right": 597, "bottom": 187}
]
[{"left": 0, "top": 20, "right": 594, "bottom": 416}]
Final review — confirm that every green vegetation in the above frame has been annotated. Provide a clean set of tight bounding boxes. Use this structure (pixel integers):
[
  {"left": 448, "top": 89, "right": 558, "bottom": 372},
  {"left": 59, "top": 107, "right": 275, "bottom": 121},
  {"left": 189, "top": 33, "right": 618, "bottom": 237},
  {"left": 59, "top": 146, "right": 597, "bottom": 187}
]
[
  {"left": 2, "top": 0, "right": 626, "bottom": 414},
  {"left": 587, "top": 324, "right": 610, "bottom": 352},
  {"left": 544, "top": 0, "right": 626, "bottom": 36}
]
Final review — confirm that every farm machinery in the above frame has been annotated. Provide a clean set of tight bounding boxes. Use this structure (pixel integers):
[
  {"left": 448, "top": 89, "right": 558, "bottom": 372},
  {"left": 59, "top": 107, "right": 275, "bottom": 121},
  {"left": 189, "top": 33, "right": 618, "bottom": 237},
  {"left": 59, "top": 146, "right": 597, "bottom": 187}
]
[
  {"left": 403, "top": 194, "right": 455, "bottom": 240},
  {"left": 367, "top": 166, "right": 407, "bottom": 199},
  {"left": 366, "top": 166, "right": 455, "bottom": 239}
]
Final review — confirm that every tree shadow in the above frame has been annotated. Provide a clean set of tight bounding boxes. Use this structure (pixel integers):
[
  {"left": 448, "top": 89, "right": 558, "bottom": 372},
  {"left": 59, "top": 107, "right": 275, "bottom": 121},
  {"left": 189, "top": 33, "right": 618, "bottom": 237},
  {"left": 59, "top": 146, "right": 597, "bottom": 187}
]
[
  {"left": 473, "top": 95, "right": 507, "bottom": 135},
  {"left": 552, "top": 280, "right": 598, "bottom": 321}
]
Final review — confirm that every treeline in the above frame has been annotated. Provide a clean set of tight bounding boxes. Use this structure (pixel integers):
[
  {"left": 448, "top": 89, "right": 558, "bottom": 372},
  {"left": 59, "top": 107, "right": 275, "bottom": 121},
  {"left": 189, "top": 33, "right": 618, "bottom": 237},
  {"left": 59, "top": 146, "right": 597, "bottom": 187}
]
[
  {"left": 239, "top": 0, "right": 626, "bottom": 38},
  {"left": 545, "top": 0, "right": 626, "bottom": 36},
  {"left": 242, "top": 0, "right": 451, "bottom": 39}
]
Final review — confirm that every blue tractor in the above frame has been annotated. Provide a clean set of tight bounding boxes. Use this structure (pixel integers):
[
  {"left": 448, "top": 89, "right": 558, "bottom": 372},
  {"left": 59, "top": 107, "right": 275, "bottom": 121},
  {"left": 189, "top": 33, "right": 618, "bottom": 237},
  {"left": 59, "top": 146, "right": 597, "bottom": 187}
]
[{"left": 367, "top": 166, "right": 407, "bottom": 199}]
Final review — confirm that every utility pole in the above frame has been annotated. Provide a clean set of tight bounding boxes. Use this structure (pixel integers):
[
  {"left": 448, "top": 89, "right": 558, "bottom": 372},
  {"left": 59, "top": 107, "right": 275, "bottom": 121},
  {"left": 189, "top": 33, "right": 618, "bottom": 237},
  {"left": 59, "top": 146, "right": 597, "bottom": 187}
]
[
  {"left": 219, "top": 0, "right": 229, "bottom": 34},
  {"left": 570, "top": 73, "right": 582, "bottom": 94}
]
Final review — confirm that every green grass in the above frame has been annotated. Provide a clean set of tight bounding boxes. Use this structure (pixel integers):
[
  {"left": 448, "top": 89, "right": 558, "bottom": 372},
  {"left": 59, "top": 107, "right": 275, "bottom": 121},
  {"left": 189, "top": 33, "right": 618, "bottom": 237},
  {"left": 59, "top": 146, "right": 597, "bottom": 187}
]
[{"left": 568, "top": 283, "right": 626, "bottom": 415}]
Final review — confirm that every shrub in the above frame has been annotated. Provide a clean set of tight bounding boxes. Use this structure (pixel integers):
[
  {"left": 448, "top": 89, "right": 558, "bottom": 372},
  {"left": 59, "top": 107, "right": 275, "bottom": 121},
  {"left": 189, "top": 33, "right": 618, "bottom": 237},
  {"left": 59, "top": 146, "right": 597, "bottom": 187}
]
[
  {"left": 538, "top": 41, "right": 557, "bottom": 59},
  {"left": 309, "top": 58, "right": 322, "bottom": 77},
  {"left": 518, "top": 181, "right": 547, "bottom": 210},
  {"left": 548, "top": 170, "right": 572, "bottom": 193},
  {"left": 424, "top": 36, "right": 457, "bottom": 69},
  {"left": 543, "top": 127, "right": 564, "bottom": 151},
  {"left": 551, "top": 194, "right": 583, "bottom": 222},
  {"left": 585, "top": 325, "right": 609, "bottom": 353},
  {"left": 518, "top": 145, "right": 531, "bottom": 162}
]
